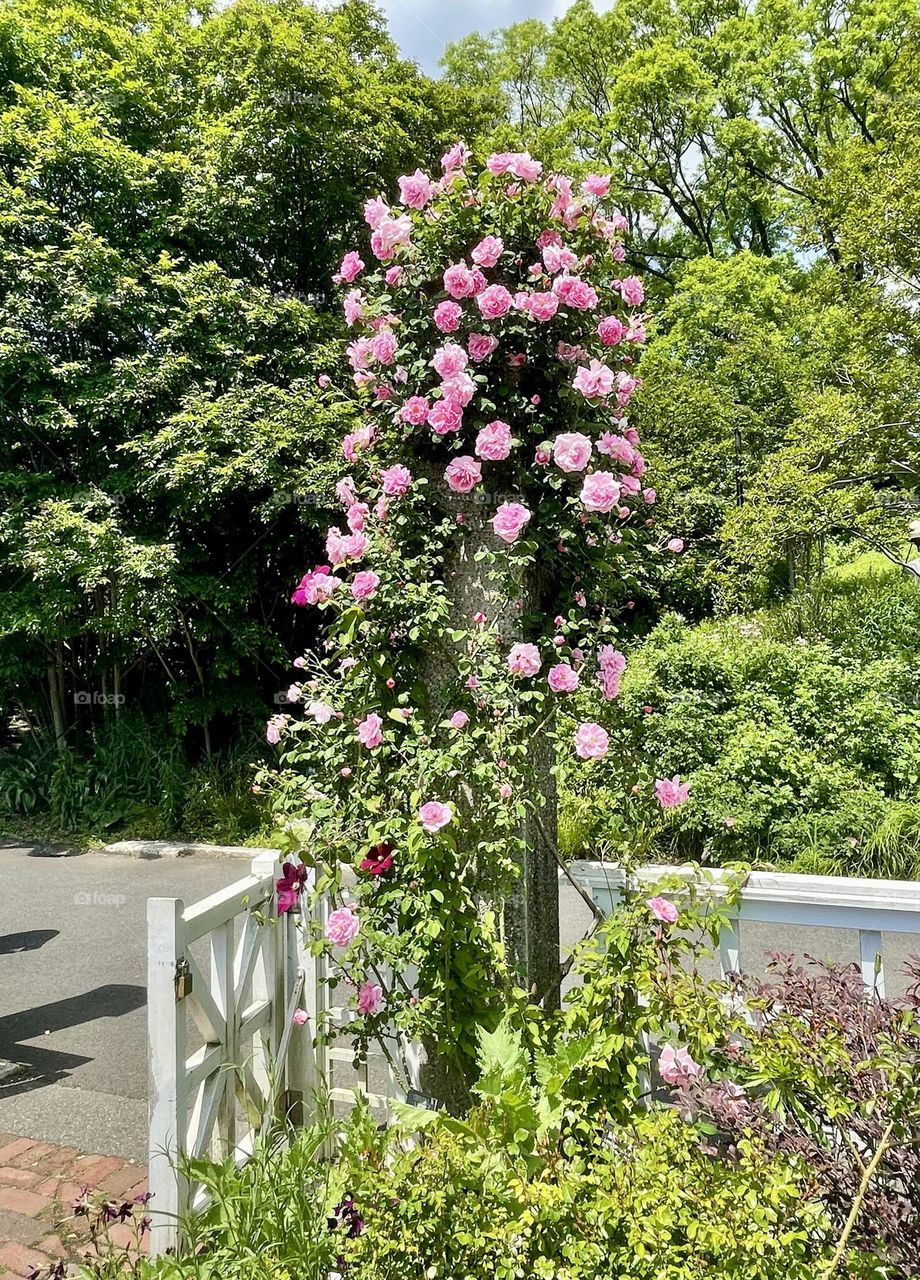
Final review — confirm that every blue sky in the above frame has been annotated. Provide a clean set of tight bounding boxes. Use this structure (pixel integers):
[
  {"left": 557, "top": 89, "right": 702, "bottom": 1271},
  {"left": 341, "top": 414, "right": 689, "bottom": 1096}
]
[{"left": 376, "top": 0, "right": 612, "bottom": 74}]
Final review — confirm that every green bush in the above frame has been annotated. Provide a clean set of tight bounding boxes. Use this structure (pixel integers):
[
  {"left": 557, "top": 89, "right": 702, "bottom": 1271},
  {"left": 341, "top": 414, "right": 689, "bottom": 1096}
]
[{"left": 561, "top": 595, "right": 920, "bottom": 875}]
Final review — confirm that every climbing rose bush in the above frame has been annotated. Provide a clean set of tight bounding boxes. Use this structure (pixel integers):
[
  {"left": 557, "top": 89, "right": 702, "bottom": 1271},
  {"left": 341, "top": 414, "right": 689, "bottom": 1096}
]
[{"left": 265, "top": 145, "right": 664, "bottom": 1068}]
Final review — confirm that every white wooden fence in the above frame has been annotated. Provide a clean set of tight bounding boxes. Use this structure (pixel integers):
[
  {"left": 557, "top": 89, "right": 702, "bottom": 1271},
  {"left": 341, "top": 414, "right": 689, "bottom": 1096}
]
[
  {"left": 569, "top": 861, "right": 920, "bottom": 998},
  {"left": 146, "top": 853, "right": 416, "bottom": 1255},
  {"left": 147, "top": 855, "right": 920, "bottom": 1255}
]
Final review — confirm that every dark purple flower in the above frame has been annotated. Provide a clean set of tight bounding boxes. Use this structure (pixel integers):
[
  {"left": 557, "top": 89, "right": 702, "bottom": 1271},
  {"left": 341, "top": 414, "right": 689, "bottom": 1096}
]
[
  {"left": 276, "top": 860, "right": 309, "bottom": 914},
  {"left": 359, "top": 842, "right": 394, "bottom": 876}
]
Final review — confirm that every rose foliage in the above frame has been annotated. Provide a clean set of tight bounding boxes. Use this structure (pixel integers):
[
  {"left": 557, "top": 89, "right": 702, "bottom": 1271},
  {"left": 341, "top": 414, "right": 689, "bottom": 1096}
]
[{"left": 264, "top": 146, "right": 665, "bottom": 1070}]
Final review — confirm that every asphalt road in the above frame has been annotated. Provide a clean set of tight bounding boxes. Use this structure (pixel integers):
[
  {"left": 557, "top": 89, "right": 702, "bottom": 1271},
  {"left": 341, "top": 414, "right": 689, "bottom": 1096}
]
[{"left": 1, "top": 839, "right": 917, "bottom": 1165}]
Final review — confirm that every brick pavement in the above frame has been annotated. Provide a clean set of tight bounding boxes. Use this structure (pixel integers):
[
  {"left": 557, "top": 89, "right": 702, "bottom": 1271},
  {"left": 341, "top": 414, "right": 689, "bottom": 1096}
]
[{"left": 0, "top": 1137, "right": 147, "bottom": 1277}]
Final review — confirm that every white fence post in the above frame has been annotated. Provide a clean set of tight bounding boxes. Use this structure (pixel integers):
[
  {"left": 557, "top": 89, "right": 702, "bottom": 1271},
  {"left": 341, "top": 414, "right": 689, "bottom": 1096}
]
[{"left": 147, "top": 897, "right": 187, "bottom": 1258}]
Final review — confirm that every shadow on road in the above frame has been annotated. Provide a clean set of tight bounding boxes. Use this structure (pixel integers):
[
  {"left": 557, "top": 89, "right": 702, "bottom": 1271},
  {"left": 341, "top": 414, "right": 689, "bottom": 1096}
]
[
  {"left": 0, "top": 929, "right": 59, "bottom": 954},
  {"left": 0, "top": 983, "right": 146, "bottom": 1097}
]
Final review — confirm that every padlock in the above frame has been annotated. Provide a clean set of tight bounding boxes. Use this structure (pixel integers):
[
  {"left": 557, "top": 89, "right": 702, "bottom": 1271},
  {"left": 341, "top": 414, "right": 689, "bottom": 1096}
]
[{"left": 174, "top": 956, "right": 192, "bottom": 1001}]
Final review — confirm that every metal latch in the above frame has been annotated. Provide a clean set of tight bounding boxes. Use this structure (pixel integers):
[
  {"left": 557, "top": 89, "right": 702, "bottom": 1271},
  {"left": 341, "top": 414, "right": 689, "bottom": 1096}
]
[{"left": 174, "top": 956, "right": 192, "bottom": 1001}]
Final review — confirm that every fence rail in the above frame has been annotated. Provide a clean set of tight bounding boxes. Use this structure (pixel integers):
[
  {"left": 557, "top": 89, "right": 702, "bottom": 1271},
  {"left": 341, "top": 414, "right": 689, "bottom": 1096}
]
[{"left": 569, "top": 861, "right": 920, "bottom": 998}]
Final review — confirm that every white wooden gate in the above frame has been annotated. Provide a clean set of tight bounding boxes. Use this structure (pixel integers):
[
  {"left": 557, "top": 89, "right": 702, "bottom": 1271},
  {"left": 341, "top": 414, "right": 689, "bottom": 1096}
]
[{"left": 146, "top": 853, "right": 416, "bottom": 1255}]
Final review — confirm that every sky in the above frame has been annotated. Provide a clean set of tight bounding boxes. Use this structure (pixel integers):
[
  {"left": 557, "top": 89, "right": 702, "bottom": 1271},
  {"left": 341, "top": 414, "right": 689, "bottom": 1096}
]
[{"left": 376, "top": 0, "right": 612, "bottom": 74}]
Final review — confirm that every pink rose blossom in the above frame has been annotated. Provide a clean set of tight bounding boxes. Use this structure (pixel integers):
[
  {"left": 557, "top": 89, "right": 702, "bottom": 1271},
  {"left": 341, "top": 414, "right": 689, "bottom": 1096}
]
[
  {"left": 346, "top": 502, "right": 369, "bottom": 533},
  {"left": 473, "top": 612, "right": 486, "bottom": 625},
  {"left": 439, "top": 370, "right": 475, "bottom": 406},
  {"left": 523, "top": 291, "right": 559, "bottom": 322},
  {"left": 572, "top": 359, "right": 615, "bottom": 399},
  {"left": 655, "top": 776, "right": 691, "bottom": 808},
  {"left": 643, "top": 487, "right": 657, "bottom": 505},
  {"left": 597, "top": 645, "right": 627, "bottom": 700},
  {"left": 449, "top": 710, "right": 469, "bottom": 729},
  {"left": 441, "top": 141, "right": 470, "bottom": 173},
  {"left": 265, "top": 713, "right": 288, "bottom": 744},
  {"left": 326, "top": 527, "right": 368, "bottom": 565},
  {"left": 580, "top": 471, "right": 620, "bottom": 513},
  {"left": 307, "top": 700, "right": 335, "bottom": 724},
  {"left": 486, "top": 151, "right": 514, "bottom": 175},
  {"left": 444, "top": 455, "right": 482, "bottom": 493},
  {"left": 556, "top": 341, "right": 587, "bottom": 362},
  {"left": 363, "top": 195, "right": 389, "bottom": 229},
  {"left": 475, "top": 420, "right": 513, "bottom": 461},
  {"left": 335, "top": 251, "right": 364, "bottom": 283},
  {"left": 432, "top": 343, "right": 468, "bottom": 377},
  {"left": 351, "top": 570, "right": 379, "bottom": 601},
  {"left": 477, "top": 284, "right": 514, "bottom": 319},
  {"left": 499, "top": 782, "right": 513, "bottom": 799},
  {"left": 336, "top": 476, "right": 357, "bottom": 507},
  {"left": 542, "top": 243, "right": 579, "bottom": 273},
  {"left": 357, "top": 712, "right": 383, "bottom": 748},
  {"left": 581, "top": 174, "right": 611, "bottom": 197},
  {"left": 507, "top": 643, "right": 541, "bottom": 677},
  {"left": 399, "top": 396, "right": 431, "bottom": 425},
  {"left": 574, "top": 722, "right": 609, "bottom": 759},
  {"left": 492, "top": 502, "right": 531, "bottom": 544},
  {"left": 553, "top": 432, "right": 593, "bottom": 473},
  {"left": 647, "top": 896, "right": 679, "bottom": 924},
  {"left": 553, "top": 275, "right": 599, "bottom": 310},
  {"left": 398, "top": 168, "right": 433, "bottom": 209},
  {"left": 357, "top": 980, "right": 383, "bottom": 1016},
  {"left": 510, "top": 152, "right": 542, "bottom": 181},
  {"left": 548, "top": 663, "right": 579, "bottom": 693},
  {"left": 292, "top": 1008, "right": 309, "bottom": 1026},
  {"left": 471, "top": 235, "right": 504, "bottom": 268},
  {"left": 659, "top": 1044, "right": 701, "bottom": 1086},
  {"left": 380, "top": 464, "right": 412, "bottom": 496},
  {"left": 433, "top": 300, "right": 463, "bottom": 332},
  {"left": 343, "top": 289, "right": 364, "bottom": 326},
  {"left": 667, "top": 538, "right": 684, "bottom": 552},
  {"left": 443, "top": 262, "right": 478, "bottom": 298},
  {"left": 419, "top": 800, "right": 454, "bottom": 833},
  {"left": 597, "top": 315, "right": 625, "bottom": 346},
  {"left": 370, "top": 330, "right": 397, "bottom": 365},
  {"left": 325, "top": 906, "right": 359, "bottom": 947},
  {"left": 468, "top": 333, "right": 498, "bottom": 362},
  {"left": 384, "top": 265, "right": 402, "bottom": 286},
  {"left": 619, "top": 276, "right": 645, "bottom": 306},
  {"left": 427, "top": 399, "right": 464, "bottom": 434}
]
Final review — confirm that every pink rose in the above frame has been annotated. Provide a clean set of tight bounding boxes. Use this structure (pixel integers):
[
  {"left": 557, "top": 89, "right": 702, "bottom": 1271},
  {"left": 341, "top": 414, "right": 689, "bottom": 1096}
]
[
  {"left": 398, "top": 168, "right": 433, "bottom": 209},
  {"left": 475, "top": 420, "right": 513, "bottom": 461},
  {"left": 398, "top": 396, "right": 431, "bottom": 425},
  {"left": 444, "top": 262, "right": 478, "bottom": 298},
  {"left": 444, "top": 455, "right": 482, "bottom": 493},
  {"left": 307, "top": 700, "right": 334, "bottom": 724},
  {"left": 292, "top": 1008, "right": 309, "bottom": 1026},
  {"left": 667, "top": 538, "right": 684, "bottom": 553},
  {"left": 574, "top": 722, "right": 609, "bottom": 759},
  {"left": 552, "top": 275, "right": 599, "bottom": 310},
  {"left": 346, "top": 502, "right": 369, "bottom": 532},
  {"left": 265, "top": 714, "right": 288, "bottom": 744},
  {"left": 357, "top": 980, "right": 383, "bottom": 1016},
  {"left": 507, "top": 642, "right": 541, "bottom": 677},
  {"left": 433, "top": 300, "right": 463, "bottom": 332},
  {"left": 580, "top": 471, "right": 620, "bottom": 513},
  {"left": 343, "top": 289, "right": 364, "bottom": 326},
  {"left": 363, "top": 196, "right": 389, "bottom": 229},
  {"left": 552, "top": 432, "right": 592, "bottom": 473},
  {"left": 439, "top": 370, "right": 475, "bottom": 406},
  {"left": 468, "top": 333, "right": 499, "bottom": 362},
  {"left": 523, "top": 291, "right": 559, "bottom": 322},
  {"left": 449, "top": 710, "right": 469, "bottom": 729},
  {"left": 384, "top": 265, "right": 402, "bottom": 286},
  {"left": 427, "top": 399, "right": 464, "bottom": 434},
  {"left": 336, "top": 477, "right": 357, "bottom": 506},
  {"left": 370, "top": 330, "right": 397, "bottom": 365},
  {"left": 325, "top": 905, "right": 360, "bottom": 946},
  {"left": 380, "top": 464, "right": 412, "bottom": 497},
  {"left": 442, "top": 141, "right": 470, "bottom": 173},
  {"left": 572, "top": 359, "right": 615, "bottom": 399},
  {"left": 499, "top": 782, "right": 513, "bottom": 799},
  {"left": 477, "top": 285, "right": 513, "bottom": 319},
  {"left": 419, "top": 800, "right": 454, "bottom": 833},
  {"left": 658, "top": 1045, "right": 701, "bottom": 1086},
  {"left": 486, "top": 152, "right": 514, "bottom": 175},
  {"left": 351, "top": 570, "right": 379, "bottom": 601},
  {"left": 597, "top": 645, "right": 627, "bottom": 700},
  {"left": 655, "top": 776, "right": 691, "bottom": 808},
  {"left": 335, "top": 251, "right": 364, "bottom": 283},
  {"left": 643, "top": 487, "right": 657, "bottom": 505},
  {"left": 547, "top": 663, "right": 579, "bottom": 693},
  {"left": 471, "top": 235, "right": 503, "bottom": 268},
  {"left": 492, "top": 502, "right": 531, "bottom": 544},
  {"left": 357, "top": 712, "right": 383, "bottom": 748},
  {"left": 510, "top": 152, "right": 542, "bottom": 181},
  {"left": 647, "top": 896, "right": 679, "bottom": 924},
  {"left": 541, "top": 243, "right": 578, "bottom": 274},
  {"left": 581, "top": 174, "right": 611, "bottom": 197},
  {"left": 619, "top": 275, "right": 645, "bottom": 306},
  {"left": 597, "top": 315, "right": 625, "bottom": 346},
  {"left": 432, "top": 343, "right": 468, "bottom": 377}
]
